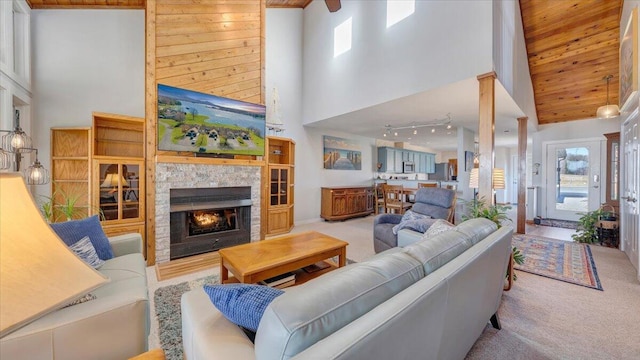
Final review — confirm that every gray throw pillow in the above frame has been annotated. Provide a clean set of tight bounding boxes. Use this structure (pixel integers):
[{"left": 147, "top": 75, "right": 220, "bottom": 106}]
[
  {"left": 69, "top": 236, "right": 105, "bottom": 269},
  {"left": 392, "top": 210, "right": 432, "bottom": 234}
]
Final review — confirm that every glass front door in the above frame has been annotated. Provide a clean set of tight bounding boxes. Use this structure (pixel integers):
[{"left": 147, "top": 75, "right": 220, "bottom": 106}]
[{"left": 546, "top": 141, "right": 601, "bottom": 221}]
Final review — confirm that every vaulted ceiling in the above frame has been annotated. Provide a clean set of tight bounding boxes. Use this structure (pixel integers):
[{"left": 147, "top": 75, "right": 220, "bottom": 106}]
[
  {"left": 26, "top": 0, "right": 624, "bottom": 126},
  {"left": 520, "top": 0, "right": 623, "bottom": 125}
]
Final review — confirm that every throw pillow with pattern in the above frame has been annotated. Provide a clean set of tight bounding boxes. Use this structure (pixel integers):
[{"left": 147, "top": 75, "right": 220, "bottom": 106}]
[
  {"left": 204, "top": 284, "right": 284, "bottom": 332},
  {"left": 63, "top": 293, "right": 97, "bottom": 308},
  {"left": 420, "top": 219, "right": 455, "bottom": 240},
  {"left": 69, "top": 236, "right": 105, "bottom": 269}
]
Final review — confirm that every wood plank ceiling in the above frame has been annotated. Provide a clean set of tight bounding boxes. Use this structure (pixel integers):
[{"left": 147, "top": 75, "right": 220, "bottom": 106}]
[{"left": 520, "top": 0, "right": 623, "bottom": 125}]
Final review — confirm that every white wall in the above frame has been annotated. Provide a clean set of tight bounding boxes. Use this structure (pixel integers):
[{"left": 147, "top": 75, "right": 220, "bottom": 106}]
[
  {"left": 267, "top": 9, "right": 376, "bottom": 223},
  {"left": 301, "top": 0, "right": 493, "bottom": 125},
  {"left": 31, "top": 10, "right": 145, "bottom": 198}
]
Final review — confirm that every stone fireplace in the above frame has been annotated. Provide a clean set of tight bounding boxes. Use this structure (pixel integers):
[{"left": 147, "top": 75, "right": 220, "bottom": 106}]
[{"left": 155, "top": 163, "right": 261, "bottom": 264}]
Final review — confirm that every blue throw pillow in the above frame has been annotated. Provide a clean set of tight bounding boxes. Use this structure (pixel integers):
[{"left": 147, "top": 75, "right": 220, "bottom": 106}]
[
  {"left": 51, "top": 215, "right": 114, "bottom": 260},
  {"left": 204, "top": 284, "right": 284, "bottom": 332}
]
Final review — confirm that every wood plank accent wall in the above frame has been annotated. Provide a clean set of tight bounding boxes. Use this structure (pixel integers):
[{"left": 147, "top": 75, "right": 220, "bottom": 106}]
[{"left": 145, "top": 0, "right": 266, "bottom": 265}]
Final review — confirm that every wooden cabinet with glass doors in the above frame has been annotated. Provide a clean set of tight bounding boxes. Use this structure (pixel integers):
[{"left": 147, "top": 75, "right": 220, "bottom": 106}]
[
  {"left": 262, "top": 137, "right": 295, "bottom": 236},
  {"left": 92, "top": 113, "right": 146, "bottom": 239},
  {"left": 94, "top": 160, "right": 145, "bottom": 236}
]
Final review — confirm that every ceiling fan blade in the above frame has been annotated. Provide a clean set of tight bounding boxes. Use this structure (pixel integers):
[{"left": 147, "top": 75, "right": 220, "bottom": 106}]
[{"left": 325, "top": 0, "right": 341, "bottom": 12}]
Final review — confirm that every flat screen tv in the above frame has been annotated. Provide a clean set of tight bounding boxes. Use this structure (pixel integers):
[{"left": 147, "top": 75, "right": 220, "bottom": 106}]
[{"left": 157, "top": 84, "right": 265, "bottom": 156}]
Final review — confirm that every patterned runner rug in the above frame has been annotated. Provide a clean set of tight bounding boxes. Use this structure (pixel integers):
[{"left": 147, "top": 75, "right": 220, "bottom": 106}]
[{"left": 512, "top": 234, "right": 602, "bottom": 290}]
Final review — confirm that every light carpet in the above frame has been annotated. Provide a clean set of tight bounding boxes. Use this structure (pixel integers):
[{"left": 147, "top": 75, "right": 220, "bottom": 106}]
[{"left": 512, "top": 234, "right": 602, "bottom": 290}]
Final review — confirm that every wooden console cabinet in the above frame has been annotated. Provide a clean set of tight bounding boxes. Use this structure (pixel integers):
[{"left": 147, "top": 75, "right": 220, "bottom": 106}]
[{"left": 321, "top": 186, "right": 374, "bottom": 221}]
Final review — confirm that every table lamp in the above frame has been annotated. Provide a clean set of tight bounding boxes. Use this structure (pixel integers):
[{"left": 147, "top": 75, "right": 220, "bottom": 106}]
[
  {"left": 469, "top": 168, "right": 505, "bottom": 203},
  {"left": 0, "top": 173, "right": 108, "bottom": 337}
]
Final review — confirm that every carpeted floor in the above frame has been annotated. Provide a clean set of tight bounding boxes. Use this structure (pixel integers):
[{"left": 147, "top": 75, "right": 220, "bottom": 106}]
[{"left": 512, "top": 234, "right": 602, "bottom": 290}]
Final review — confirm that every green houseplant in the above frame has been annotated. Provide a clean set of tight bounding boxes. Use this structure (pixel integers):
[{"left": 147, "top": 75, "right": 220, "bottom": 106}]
[
  {"left": 40, "top": 185, "right": 103, "bottom": 222},
  {"left": 462, "top": 196, "right": 525, "bottom": 282},
  {"left": 572, "top": 207, "right": 614, "bottom": 243}
]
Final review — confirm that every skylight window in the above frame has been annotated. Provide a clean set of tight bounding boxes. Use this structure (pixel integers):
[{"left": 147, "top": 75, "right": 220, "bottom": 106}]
[
  {"left": 387, "top": 0, "right": 415, "bottom": 28},
  {"left": 334, "top": 17, "right": 352, "bottom": 57}
]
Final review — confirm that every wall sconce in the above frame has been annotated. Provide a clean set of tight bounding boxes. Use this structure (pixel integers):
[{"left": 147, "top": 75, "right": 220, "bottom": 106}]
[
  {"left": 0, "top": 110, "right": 50, "bottom": 185},
  {"left": 533, "top": 163, "right": 541, "bottom": 175}
]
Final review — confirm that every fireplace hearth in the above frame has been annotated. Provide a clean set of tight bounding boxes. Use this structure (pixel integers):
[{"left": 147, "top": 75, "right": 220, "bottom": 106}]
[{"left": 170, "top": 187, "right": 251, "bottom": 260}]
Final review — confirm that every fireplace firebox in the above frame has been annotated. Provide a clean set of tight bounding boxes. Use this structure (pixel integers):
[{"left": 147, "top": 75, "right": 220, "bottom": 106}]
[{"left": 170, "top": 187, "right": 251, "bottom": 260}]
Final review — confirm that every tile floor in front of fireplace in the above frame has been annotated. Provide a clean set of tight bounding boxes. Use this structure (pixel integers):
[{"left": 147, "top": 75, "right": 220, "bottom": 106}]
[{"left": 145, "top": 212, "right": 576, "bottom": 351}]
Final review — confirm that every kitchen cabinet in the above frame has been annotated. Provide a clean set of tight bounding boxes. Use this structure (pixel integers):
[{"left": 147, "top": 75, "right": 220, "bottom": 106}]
[
  {"left": 321, "top": 186, "right": 374, "bottom": 221},
  {"left": 377, "top": 147, "right": 435, "bottom": 173},
  {"left": 394, "top": 150, "right": 403, "bottom": 172}
]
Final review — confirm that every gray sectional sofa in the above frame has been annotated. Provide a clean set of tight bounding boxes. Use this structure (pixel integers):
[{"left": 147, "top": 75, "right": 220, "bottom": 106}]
[
  {"left": 181, "top": 218, "right": 512, "bottom": 360},
  {"left": 0, "top": 233, "right": 150, "bottom": 360}
]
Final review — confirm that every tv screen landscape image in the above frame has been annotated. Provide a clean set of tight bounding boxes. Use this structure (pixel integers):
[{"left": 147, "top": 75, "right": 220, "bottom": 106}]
[{"left": 157, "top": 84, "right": 266, "bottom": 156}]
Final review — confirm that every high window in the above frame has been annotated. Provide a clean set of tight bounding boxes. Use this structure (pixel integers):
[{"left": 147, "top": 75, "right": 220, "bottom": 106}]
[
  {"left": 387, "top": 0, "right": 415, "bottom": 28},
  {"left": 334, "top": 17, "right": 352, "bottom": 57}
]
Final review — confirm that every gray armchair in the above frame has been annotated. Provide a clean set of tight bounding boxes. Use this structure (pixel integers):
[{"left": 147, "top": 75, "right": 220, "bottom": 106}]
[{"left": 373, "top": 187, "right": 457, "bottom": 253}]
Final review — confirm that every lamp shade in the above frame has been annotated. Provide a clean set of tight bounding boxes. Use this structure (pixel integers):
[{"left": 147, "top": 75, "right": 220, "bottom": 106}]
[
  {"left": 493, "top": 168, "right": 505, "bottom": 190},
  {"left": 468, "top": 167, "right": 505, "bottom": 189},
  {"left": 100, "top": 173, "right": 129, "bottom": 188},
  {"left": 469, "top": 168, "right": 479, "bottom": 189},
  {"left": 596, "top": 104, "right": 620, "bottom": 119},
  {"left": 0, "top": 173, "right": 108, "bottom": 337}
]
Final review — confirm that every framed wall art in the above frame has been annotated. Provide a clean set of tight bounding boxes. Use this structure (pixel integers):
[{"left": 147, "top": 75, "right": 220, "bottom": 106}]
[
  {"left": 620, "top": 7, "right": 638, "bottom": 111},
  {"left": 464, "top": 151, "right": 474, "bottom": 171},
  {"left": 323, "top": 135, "right": 362, "bottom": 170}
]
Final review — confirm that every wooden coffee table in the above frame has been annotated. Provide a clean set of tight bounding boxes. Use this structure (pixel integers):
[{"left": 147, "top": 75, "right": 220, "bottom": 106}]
[{"left": 219, "top": 231, "right": 348, "bottom": 286}]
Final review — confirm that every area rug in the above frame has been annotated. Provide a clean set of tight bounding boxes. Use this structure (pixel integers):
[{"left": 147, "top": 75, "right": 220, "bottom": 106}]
[
  {"left": 154, "top": 274, "right": 220, "bottom": 360},
  {"left": 512, "top": 234, "right": 602, "bottom": 290},
  {"left": 536, "top": 218, "right": 579, "bottom": 229}
]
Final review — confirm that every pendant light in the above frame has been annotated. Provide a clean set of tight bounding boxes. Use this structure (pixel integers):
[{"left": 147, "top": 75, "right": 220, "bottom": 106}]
[{"left": 596, "top": 75, "right": 620, "bottom": 118}]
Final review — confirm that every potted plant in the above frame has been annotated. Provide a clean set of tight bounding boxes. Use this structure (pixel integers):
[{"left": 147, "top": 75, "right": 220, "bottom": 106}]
[
  {"left": 41, "top": 185, "right": 103, "bottom": 222},
  {"left": 462, "top": 196, "right": 525, "bottom": 285},
  {"left": 572, "top": 206, "right": 616, "bottom": 244},
  {"left": 38, "top": 195, "right": 54, "bottom": 223}
]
